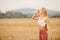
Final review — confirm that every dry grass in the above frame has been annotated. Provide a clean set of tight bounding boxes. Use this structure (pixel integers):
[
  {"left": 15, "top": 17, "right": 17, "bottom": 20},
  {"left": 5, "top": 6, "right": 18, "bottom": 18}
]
[{"left": 0, "top": 18, "right": 60, "bottom": 40}]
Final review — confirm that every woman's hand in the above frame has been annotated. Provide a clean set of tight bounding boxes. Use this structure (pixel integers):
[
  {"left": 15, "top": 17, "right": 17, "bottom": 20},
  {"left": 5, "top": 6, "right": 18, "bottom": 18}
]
[
  {"left": 34, "top": 9, "right": 40, "bottom": 15},
  {"left": 34, "top": 11, "right": 38, "bottom": 14},
  {"left": 32, "top": 9, "right": 41, "bottom": 20},
  {"left": 32, "top": 10, "right": 40, "bottom": 20},
  {"left": 36, "top": 9, "right": 41, "bottom": 13}
]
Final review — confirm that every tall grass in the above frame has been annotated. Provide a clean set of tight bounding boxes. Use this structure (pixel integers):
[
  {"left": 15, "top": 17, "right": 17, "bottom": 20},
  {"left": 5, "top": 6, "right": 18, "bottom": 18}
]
[{"left": 0, "top": 18, "right": 60, "bottom": 40}]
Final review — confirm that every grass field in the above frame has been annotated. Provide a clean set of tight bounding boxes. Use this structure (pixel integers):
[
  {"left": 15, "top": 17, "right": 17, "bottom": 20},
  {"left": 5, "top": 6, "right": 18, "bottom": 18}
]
[{"left": 0, "top": 18, "right": 60, "bottom": 40}]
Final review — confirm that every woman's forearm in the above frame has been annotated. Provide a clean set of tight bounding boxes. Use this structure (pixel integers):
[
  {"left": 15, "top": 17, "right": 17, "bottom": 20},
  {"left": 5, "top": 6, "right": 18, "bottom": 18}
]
[{"left": 32, "top": 11, "right": 37, "bottom": 19}]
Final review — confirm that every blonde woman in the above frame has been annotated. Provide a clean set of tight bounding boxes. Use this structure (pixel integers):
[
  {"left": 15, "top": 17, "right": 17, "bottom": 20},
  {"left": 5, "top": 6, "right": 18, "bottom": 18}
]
[{"left": 32, "top": 8, "right": 49, "bottom": 40}]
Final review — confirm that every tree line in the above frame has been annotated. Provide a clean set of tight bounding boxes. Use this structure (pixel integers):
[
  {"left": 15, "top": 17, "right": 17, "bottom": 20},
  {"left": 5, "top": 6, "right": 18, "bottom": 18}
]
[
  {"left": 0, "top": 10, "right": 60, "bottom": 18},
  {"left": 0, "top": 10, "right": 33, "bottom": 18}
]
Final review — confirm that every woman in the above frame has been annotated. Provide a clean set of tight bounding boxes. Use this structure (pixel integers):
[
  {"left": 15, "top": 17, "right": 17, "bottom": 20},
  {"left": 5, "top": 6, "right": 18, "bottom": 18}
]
[{"left": 32, "top": 8, "right": 49, "bottom": 40}]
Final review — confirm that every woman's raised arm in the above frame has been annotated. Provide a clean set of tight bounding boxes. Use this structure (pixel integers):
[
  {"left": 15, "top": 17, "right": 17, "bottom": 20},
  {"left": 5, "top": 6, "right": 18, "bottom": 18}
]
[{"left": 32, "top": 11, "right": 39, "bottom": 20}]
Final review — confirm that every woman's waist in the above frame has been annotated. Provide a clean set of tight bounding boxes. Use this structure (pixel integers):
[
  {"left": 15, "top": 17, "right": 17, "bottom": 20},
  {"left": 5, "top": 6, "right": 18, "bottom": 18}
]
[{"left": 38, "top": 25, "right": 45, "bottom": 30}]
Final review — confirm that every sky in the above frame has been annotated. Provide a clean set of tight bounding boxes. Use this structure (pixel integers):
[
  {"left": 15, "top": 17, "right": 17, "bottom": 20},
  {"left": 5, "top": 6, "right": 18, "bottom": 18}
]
[{"left": 0, "top": 0, "right": 60, "bottom": 12}]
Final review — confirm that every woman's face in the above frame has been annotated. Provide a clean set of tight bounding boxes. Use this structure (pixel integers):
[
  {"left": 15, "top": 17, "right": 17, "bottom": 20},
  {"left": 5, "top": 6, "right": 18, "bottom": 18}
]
[{"left": 39, "top": 10, "right": 42, "bottom": 14}]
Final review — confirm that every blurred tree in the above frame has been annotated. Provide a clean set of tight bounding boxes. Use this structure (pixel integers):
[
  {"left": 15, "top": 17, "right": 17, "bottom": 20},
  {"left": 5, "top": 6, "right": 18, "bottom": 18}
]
[
  {"left": 6, "top": 11, "right": 13, "bottom": 18},
  {"left": 0, "top": 10, "right": 2, "bottom": 14}
]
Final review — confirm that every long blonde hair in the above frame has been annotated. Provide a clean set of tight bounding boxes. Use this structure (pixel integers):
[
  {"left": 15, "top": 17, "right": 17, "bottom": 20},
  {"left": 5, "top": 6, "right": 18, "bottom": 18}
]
[{"left": 41, "top": 8, "right": 48, "bottom": 17}]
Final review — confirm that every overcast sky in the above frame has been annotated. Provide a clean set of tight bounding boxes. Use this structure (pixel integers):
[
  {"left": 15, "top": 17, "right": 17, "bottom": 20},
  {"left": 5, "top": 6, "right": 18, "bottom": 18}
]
[{"left": 0, "top": 0, "right": 60, "bottom": 12}]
